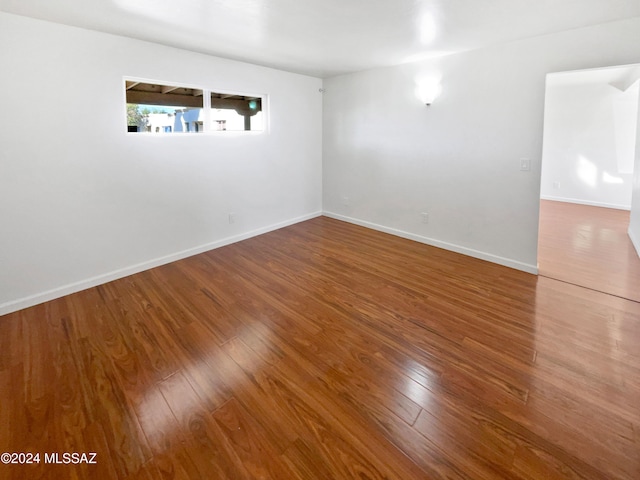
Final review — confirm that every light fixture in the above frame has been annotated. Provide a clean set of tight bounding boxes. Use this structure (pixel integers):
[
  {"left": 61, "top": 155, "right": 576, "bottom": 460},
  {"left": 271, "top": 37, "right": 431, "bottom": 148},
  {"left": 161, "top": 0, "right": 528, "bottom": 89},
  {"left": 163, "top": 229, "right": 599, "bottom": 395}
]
[{"left": 416, "top": 80, "right": 441, "bottom": 106}]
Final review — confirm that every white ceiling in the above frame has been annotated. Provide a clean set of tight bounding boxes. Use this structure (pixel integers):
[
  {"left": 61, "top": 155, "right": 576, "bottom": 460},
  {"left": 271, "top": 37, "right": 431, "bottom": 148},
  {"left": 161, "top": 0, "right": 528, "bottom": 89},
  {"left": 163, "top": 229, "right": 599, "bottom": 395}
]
[{"left": 1, "top": 0, "right": 639, "bottom": 78}]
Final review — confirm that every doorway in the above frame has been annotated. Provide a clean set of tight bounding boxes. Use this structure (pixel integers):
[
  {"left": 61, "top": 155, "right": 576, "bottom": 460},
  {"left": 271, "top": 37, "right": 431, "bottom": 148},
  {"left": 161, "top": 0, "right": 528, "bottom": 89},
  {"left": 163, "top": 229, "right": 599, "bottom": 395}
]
[{"left": 538, "top": 64, "right": 640, "bottom": 302}]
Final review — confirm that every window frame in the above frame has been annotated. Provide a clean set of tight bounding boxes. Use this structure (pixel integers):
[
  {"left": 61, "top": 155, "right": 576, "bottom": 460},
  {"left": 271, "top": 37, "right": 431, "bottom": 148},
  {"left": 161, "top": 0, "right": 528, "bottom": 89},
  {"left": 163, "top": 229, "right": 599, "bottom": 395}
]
[{"left": 124, "top": 77, "right": 268, "bottom": 135}]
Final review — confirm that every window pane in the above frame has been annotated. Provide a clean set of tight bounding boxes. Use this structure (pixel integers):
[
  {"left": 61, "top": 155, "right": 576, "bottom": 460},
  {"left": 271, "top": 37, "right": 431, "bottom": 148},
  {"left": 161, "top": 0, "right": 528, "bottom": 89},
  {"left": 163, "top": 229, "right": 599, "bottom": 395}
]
[
  {"left": 210, "top": 93, "right": 263, "bottom": 131},
  {"left": 125, "top": 81, "right": 204, "bottom": 133}
]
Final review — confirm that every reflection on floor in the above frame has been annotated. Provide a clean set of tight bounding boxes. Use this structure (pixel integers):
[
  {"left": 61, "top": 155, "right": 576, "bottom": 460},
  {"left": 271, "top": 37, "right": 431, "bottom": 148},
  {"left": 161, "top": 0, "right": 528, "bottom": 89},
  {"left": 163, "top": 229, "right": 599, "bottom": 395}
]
[
  {"left": 1, "top": 216, "right": 639, "bottom": 479},
  {"left": 538, "top": 199, "right": 640, "bottom": 302}
]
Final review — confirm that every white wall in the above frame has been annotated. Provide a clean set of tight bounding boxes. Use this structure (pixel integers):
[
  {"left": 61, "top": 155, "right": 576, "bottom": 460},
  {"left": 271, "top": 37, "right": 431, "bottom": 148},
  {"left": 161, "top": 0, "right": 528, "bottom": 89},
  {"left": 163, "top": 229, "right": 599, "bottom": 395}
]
[
  {"left": 629, "top": 86, "right": 640, "bottom": 257},
  {"left": 540, "top": 79, "right": 638, "bottom": 210},
  {"left": 0, "top": 12, "right": 322, "bottom": 315},
  {"left": 323, "top": 17, "right": 640, "bottom": 273}
]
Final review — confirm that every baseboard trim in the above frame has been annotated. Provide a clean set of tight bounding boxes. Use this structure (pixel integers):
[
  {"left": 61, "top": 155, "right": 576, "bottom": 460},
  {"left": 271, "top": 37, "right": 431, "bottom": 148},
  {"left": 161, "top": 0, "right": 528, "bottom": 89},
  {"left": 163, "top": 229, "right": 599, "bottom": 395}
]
[
  {"left": 0, "top": 211, "right": 322, "bottom": 317},
  {"left": 629, "top": 226, "right": 640, "bottom": 259},
  {"left": 323, "top": 211, "right": 538, "bottom": 275},
  {"left": 540, "top": 195, "right": 631, "bottom": 211}
]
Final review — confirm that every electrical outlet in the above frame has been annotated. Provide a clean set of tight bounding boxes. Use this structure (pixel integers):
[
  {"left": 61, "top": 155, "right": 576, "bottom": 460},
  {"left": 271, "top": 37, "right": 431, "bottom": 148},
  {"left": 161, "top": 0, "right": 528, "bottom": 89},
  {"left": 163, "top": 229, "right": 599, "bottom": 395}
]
[
  {"left": 553, "top": 181, "right": 561, "bottom": 189},
  {"left": 520, "top": 158, "right": 531, "bottom": 171},
  {"left": 341, "top": 196, "right": 350, "bottom": 206},
  {"left": 421, "top": 212, "right": 429, "bottom": 224},
  {"left": 228, "top": 213, "right": 236, "bottom": 224}
]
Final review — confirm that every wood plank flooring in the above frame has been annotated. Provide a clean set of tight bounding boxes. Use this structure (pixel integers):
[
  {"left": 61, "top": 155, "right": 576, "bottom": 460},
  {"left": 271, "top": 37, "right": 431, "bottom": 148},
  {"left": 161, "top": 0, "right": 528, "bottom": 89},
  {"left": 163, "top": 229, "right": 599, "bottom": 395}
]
[
  {"left": 1, "top": 216, "right": 639, "bottom": 479},
  {"left": 538, "top": 199, "right": 640, "bottom": 302}
]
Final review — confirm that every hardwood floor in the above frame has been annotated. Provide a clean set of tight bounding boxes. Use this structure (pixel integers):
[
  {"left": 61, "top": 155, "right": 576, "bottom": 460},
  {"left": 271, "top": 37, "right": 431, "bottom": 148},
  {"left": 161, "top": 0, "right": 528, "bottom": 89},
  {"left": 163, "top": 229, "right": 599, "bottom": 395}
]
[
  {"left": 1, "top": 216, "right": 639, "bottom": 479},
  {"left": 538, "top": 199, "right": 640, "bottom": 302}
]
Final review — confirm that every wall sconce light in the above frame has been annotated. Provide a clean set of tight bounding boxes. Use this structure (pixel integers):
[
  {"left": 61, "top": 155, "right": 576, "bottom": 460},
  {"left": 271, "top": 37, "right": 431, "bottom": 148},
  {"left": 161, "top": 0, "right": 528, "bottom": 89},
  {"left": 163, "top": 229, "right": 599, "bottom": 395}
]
[{"left": 416, "top": 79, "right": 441, "bottom": 106}]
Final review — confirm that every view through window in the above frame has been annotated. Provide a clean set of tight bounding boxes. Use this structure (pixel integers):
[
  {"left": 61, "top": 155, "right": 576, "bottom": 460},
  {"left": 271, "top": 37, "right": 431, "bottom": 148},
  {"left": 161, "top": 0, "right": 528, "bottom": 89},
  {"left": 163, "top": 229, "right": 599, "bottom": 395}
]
[{"left": 125, "top": 80, "right": 264, "bottom": 133}]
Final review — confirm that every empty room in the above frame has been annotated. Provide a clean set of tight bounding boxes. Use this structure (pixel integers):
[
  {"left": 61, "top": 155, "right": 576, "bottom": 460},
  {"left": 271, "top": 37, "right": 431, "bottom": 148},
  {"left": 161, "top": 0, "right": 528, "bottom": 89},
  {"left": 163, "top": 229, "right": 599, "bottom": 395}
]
[{"left": 1, "top": 1, "right": 640, "bottom": 479}]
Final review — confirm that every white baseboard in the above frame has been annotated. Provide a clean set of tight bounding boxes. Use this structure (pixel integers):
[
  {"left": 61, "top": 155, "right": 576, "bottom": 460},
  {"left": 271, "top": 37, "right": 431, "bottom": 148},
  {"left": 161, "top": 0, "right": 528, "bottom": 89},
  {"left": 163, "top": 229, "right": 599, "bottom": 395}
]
[
  {"left": 629, "top": 226, "right": 640, "bottom": 259},
  {"left": 323, "top": 211, "right": 538, "bottom": 275},
  {"left": 540, "top": 195, "right": 631, "bottom": 211},
  {"left": 0, "top": 211, "right": 322, "bottom": 317}
]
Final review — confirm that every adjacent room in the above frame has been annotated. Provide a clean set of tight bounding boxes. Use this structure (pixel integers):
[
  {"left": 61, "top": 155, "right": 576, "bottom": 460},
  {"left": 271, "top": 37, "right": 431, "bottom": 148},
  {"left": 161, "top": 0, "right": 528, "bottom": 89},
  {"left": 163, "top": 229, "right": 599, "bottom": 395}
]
[
  {"left": 1, "top": 1, "right": 639, "bottom": 479},
  {"left": 538, "top": 64, "right": 640, "bottom": 301}
]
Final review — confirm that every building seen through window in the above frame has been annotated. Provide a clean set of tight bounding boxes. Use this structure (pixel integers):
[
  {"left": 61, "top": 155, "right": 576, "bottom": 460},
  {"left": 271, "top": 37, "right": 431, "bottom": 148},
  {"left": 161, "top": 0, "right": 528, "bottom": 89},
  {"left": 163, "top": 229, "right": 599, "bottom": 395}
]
[{"left": 125, "top": 80, "right": 264, "bottom": 133}]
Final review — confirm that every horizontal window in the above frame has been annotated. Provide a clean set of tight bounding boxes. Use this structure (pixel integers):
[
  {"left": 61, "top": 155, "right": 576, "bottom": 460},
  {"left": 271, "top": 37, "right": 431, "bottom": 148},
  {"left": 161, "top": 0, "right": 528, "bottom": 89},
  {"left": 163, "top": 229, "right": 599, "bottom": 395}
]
[{"left": 125, "top": 80, "right": 264, "bottom": 133}]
